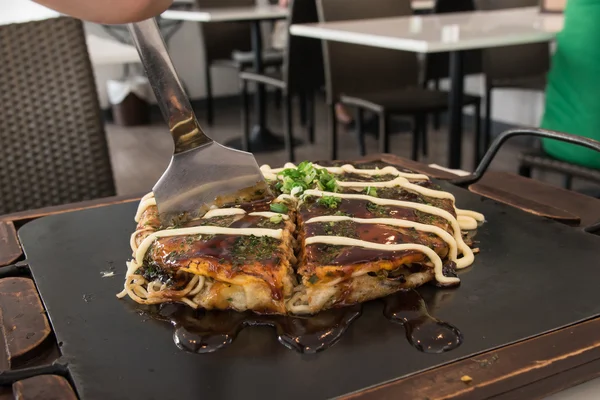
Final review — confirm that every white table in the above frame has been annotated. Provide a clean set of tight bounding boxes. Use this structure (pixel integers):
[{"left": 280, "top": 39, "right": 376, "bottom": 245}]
[
  {"left": 291, "top": 7, "right": 564, "bottom": 168},
  {"left": 86, "top": 35, "right": 140, "bottom": 67},
  {"left": 412, "top": 0, "right": 436, "bottom": 12},
  {"left": 162, "top": 5, "right": 288, "bottom": 23},
  {"left": 162, "top": 1, "right": 434, "bottom": 22}
]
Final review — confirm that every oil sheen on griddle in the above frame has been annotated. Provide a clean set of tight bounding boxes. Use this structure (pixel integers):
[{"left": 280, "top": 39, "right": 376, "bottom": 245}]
[{"left": 152, "top": 289, "right": 461, "bottom": 354}]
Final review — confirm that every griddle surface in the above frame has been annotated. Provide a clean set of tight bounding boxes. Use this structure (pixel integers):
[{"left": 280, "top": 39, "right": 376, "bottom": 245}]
[{"left": 18, "top": 183, "right": 600, "bottom": 400}]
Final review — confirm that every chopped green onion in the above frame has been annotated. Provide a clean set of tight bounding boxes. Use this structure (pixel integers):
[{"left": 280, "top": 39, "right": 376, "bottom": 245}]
[
  {"left": 270, "top": 203, "right": 288, "bottom": 214},
  {"left": 277, "top": 162, "right": 339, "bottom": 194},
  {"left": 317, "top": 196, "right": 342, "bottom": 209},
  {"left": 269, "top": 214, "right": 283, "bottom": 224},
  {"left": 364, "top": 186, "right": 378, "bottom": 197}
]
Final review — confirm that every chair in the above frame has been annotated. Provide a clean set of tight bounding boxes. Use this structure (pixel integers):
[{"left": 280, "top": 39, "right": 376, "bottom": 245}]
[
  {"left": 196, "top": 0, "right": 284, "bottom": 126},
  {"left": 475, "top": 0, "right": 550, "bottom": 162},
  {"left": 518, "top": 147, "right": 600, "bottom": 190},
  {"left": 318, "top": 0, "right": 481, "bottom": 160},
  {"left": 239, "top": 0, "right": 324, "bottom": 162},
  {"left": 0, "top": 17, "right": 115, "bottom": 215}
]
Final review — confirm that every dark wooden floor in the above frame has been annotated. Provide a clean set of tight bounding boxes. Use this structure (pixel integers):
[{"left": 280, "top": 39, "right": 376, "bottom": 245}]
[{"left": 105, "top": 99, "right": 598, "bottom": 196}]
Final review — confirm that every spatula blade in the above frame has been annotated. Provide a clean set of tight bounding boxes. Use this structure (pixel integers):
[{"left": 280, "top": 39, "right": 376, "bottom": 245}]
[
  {"left": 153, "top": 142, "right": 271, "bottom": 226},
  {"left": 127, "top": 19, "right": 271, "bottom": 227}
]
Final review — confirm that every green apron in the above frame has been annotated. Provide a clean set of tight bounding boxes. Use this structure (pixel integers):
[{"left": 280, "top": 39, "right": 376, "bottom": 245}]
[{"left": 541, "top": 0, "right": 600, "bottom": 169}]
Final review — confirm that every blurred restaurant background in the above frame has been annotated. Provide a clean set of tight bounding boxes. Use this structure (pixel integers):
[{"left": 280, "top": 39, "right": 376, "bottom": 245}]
[
  {"left": 2, "top": 0, "right": 599, "bottom": 216},
  {"left": 4, "top": 2, "right": 600, "bottom": 398}
]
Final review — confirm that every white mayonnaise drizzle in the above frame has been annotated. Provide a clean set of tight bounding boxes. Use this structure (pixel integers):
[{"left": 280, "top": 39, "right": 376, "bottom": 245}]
[
  {"left": 457, "top": 216, "right": 478, "bottom": 231},
  {"left": 261, "top": 163, "right": 483, "bottom": 231},
  {"left": 276, "top": 194, "right": 296, "bottom": 202},
  {"left": 303, "top": 190, "right": 474, "bottom": 269},
  {"left": 140, "top": 192, "right": 154, "bottom": 202},
  {"left": 203, "top": 208, "right": 246, "bottom": 219},
  {"left": 305, "top": 236, "right": 458, "bottom": 285},
  {"left": 305, "top": 215, "right": 457, "bottom": 262},
  {"left": 456, "top": 208, "right": 485, "bottom": 222},
  {"left": 131, "top": 193, "right": 292, "bottom": 259},
  {"left": 260, "top": 163, "right": 429, "bottom": 181},
  {"left": 249, "top": 212, "right": 290, "bottom": 220},
  {"left": 333, "top": 172, "right": 486, "bottom": 229},
  {"left": 135, "top": 226, "right": 282, "bottom": 265},
  {"left": 338, "top": 177, "right": 455, "bottom": 201},
  {"left": 314, "top": 164, "right": 429, "bottom": 180},
  {"left": 130, "top": 228, "right": 154, "bottom": 252},
  {"left": 261, "top": 170, "right": 277, "bottom": 180},
  {"left": 135, "top": 196, "right": 156, "bottom": 223},
  {"left": 338, "top": 177, "right": 479, "bottom": 230}
]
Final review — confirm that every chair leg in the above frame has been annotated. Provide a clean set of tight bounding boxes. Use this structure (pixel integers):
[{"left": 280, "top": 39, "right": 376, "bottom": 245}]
[
  {"left": 433, "top": 79, "right": 441, "bottom": 130},
  {"left": 306, "top": 91, "right": 315, "bottom": 144},
  {"left": 205, "top": 64, "right": 214, "bottom": 126},
  {"left": 241, "top": 79, "right": 250, "bottom": 152},
  {"left": 378, "top": 112, "right": 389, "bottom": 154},
  {"left": 473, "top": 101, "right": 482, "bottom": 168},
  {"left": 329, "top": 103, "right": 338, "bottom": 160},
  {"left": 484, "top": 85, "right": 493, "bottom": 155},
  {"left": 283, "top": 94, "right": 295, "bottom": 162},
  {"left": 518, "top": 164, "right": 532, "bottom": 178},
  {"left": 299, "top": 93, "right": 308, "bottom": 128},
  {"left": 412, "top": 115, "right": 421, "bottom": 161},
  {"left": 564, "top": 175, "right": 573, "bottom": 190},
  {"left": 420, "top": 114, "right": 428, "bottom": 157},
  {"left": 356, "top": 107, "right": 366, "bottom": 156},
  {"left": 274, "top": 88, "right": 282, "bottom": 111}
]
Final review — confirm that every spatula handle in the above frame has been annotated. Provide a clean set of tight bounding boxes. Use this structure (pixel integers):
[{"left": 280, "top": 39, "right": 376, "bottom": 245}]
[{"left": 128, "top": 18, "right": 212, "bottom": 154}]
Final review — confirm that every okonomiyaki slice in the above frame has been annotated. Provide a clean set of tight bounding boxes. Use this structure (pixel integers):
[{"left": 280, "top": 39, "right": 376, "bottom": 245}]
[
  {"left": 119, "top": 194, "right": 297, "bottom": 314},
  {"left": 260, "top": 162, "right": 484, "bottom": 314}
]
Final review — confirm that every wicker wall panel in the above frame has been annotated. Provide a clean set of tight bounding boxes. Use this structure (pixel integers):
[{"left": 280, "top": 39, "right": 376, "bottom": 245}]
[{"left": 0, "top": 17, "right": 115, "bottom": 215}]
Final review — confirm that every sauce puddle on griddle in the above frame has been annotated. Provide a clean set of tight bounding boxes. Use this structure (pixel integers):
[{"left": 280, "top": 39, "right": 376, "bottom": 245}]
[
  {"left": 156, "top": 303, "right": 362, "bottom": 354},
  {"left": 145, "top": 290, "right": 461, "bottom": 354},
  {"left": 383, "top": 290, "right": 462, "bottom": 353}
]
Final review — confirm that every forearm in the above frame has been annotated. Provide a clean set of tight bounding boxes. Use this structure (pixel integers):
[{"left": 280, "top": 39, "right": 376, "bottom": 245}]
[{"left": 34, "top": 0, "right": 173, "bottom": 24}]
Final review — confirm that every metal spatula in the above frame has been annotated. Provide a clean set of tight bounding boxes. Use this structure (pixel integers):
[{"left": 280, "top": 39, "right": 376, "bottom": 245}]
[{"left": 128, "top": 19, "right": 270, "bottom": 226}]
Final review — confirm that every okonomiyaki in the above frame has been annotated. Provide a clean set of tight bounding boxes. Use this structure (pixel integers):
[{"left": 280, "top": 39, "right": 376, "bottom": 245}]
[{"left": 119, "top": 162, "right": 484, "bottom": 315}]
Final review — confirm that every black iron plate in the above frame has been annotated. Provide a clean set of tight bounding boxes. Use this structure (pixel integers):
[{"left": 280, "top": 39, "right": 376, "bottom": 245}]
[{"left": 18, "top": 182, "right": 600, "bottom": 400}]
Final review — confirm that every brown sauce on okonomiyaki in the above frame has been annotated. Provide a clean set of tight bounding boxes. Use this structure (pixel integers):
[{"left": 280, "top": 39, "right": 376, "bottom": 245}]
[
  {"left": 301, "top": 199, "right": 418, "bottom": 221},
  {"left": 304, "top": 222, "right": 449, "bottom": 266},
  {"left": 145, "top": 290, "right": 461, "bottom": 354},
  {"left": 150, "top": 232, "right": 282, "bottom": 271}
]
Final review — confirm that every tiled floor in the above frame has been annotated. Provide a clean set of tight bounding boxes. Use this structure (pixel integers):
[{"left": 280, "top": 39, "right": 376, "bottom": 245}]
[{"left": 105, "top": 98, "right": 598, "bottom": 196}]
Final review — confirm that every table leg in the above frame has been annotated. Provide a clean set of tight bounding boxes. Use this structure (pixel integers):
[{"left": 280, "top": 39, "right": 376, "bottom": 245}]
[
  {"left": 251, "top": 19, "right": 267, "bottom": 135},
  {"left": 448, "top": 50, "right": 464, "bottom": 169},
  {"left": 225, "top": 20, "right": 293, "bottom": 153}
]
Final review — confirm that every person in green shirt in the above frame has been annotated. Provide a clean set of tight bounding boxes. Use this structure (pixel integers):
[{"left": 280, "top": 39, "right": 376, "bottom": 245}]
[{"left": 541, "top": 0, "right": 600, "bottom": 169}]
